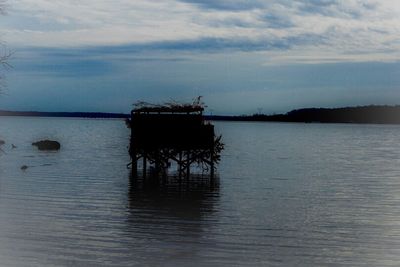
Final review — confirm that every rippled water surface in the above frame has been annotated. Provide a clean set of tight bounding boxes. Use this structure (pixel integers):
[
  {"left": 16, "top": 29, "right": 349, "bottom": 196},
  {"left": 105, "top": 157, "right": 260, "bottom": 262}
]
[{"left": 1, "top": 117, "right": 400, "bottom": 266}]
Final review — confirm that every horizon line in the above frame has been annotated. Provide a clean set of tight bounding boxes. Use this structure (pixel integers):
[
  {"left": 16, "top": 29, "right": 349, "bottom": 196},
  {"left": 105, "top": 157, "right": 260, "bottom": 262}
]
[{"left": 2, "top": 104, "right": 400, "bottom": 119}]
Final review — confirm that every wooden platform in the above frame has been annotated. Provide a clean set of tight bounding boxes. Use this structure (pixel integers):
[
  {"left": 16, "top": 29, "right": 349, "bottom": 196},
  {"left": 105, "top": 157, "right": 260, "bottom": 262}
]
[{"left": 128, "top": 104, "right": 223, "bottom": 179}]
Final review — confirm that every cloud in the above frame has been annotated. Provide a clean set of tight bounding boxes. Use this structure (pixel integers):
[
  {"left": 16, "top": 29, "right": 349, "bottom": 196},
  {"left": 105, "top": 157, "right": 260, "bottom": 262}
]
[
  {"left": 21, "top": 32, "right": 327, "bottom": 59},
  {"left": 2, "top": 0, "right": 400, "bottom": 115},
  {"left": 260, "top": 13, "right": 295, "bottom": 29},
  {"left": 176, "top": 0, "right": 264, "bottom": 11},
  {"left": 295, "top": 0, "right": 368, "bottom": 18},
  {"left": 1, "top": 0, "right": 399, "bottom": 64},
  {"left": 5, "top": 47, "right": 400, "bottom": 114},
  {"left": 179, "top": 0, "right": 380, "bottom": 19},
  {"left": 17, "top": 58, "right": 113, "bottom": 77}
]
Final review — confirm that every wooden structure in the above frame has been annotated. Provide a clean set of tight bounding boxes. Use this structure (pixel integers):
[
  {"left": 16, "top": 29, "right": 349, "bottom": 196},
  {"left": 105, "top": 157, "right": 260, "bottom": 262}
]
[{"left": 128, "top": 102, "right": 222, "bottom": 179}]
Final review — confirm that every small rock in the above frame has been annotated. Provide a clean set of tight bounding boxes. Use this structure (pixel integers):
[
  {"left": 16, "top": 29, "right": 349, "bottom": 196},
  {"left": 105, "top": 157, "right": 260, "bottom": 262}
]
[
  {"left": 32, "top": 140, "right": 61, "bottom": 151},
  {"left": 21, "top": 165, "right": 28, "bottom": 170},
  {"left": 11, "top": 144, "right": 17, "bottom": 149},
  {"left": 0, "top": 140, "right": 5, "bottom": 146}
]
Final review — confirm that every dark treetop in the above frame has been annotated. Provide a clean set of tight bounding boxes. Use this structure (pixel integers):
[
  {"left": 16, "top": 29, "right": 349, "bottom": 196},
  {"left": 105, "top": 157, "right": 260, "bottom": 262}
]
[{"left": 209, "top": 105, "right": 400, "bottom": 124}]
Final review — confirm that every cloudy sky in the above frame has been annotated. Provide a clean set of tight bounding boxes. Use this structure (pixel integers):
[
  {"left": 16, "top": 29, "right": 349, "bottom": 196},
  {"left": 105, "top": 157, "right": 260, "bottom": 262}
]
[{"left": 0, "top": 0, "right": 399, "bottom": 114}]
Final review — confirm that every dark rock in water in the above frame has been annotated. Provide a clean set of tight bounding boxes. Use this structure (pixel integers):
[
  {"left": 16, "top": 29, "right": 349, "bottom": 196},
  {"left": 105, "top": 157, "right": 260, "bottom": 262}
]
[
  {"left": 0, "top": 140, "right": 5, "bottom": 145},
  {"left": 21, "top": 165, "right": 28, "bottom": 170},
  {"left": 11, "top": 144, "right": 17, "bottom": 149},
  {"left": 32, "top": 140, "right": 61, "bottom": 151}
]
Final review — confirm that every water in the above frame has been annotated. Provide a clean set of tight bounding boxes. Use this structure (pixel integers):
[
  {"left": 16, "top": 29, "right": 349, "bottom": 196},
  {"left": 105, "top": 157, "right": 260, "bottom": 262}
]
[{"left": 1, "top": 117, "right": 400, "bottom": 266}]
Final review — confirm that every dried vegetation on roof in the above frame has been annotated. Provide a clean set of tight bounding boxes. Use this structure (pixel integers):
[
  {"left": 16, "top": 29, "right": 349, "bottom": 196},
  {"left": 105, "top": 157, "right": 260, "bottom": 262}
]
[{"left": 133, "top": 96, "right": 206, "bottom": 113}]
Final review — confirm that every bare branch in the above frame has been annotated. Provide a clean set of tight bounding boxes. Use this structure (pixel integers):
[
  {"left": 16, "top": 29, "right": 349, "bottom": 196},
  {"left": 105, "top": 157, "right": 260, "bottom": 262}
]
[{"left": 0, "top": 49, "right": 12, "bottom": 69}]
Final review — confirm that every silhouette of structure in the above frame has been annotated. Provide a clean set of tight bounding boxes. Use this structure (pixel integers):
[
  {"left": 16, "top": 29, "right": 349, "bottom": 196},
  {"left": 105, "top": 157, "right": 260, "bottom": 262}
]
[{"left": 128, "top": 100, "right": 223, "bottom": 180}]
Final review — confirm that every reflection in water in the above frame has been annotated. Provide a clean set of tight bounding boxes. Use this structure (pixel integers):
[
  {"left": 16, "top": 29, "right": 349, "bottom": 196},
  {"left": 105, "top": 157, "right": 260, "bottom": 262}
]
[
  {"left": 124, "top": 173, "right": 220, "bottom": 263},
  {"left": 127, "top": 172, "right": 220, "bottom": 222}
]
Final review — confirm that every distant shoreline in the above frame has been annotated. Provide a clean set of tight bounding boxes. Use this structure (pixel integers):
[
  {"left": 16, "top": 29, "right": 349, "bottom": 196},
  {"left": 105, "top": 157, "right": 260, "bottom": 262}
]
[
  {"left": 207, "top": 105, "right": 400, "bottom": 124},
  {"left": 0, "top": 110, "right": 130, "bottom": 119},
  {"left": 2, "top": 105, "right": 400, "bottom": 124}
]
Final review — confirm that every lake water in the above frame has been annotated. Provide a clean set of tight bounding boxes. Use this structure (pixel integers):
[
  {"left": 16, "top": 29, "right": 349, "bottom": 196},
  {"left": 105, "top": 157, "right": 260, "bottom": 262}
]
[{"left": 1, "top": 117, "right": 400, "bottom": 266}]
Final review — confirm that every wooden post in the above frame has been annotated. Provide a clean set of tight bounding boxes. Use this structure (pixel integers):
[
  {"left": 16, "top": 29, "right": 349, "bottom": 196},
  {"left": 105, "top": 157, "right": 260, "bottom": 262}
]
[
  {"left": 186, "top": 150, "right": 190, "bottom": 179},
  {"left": 132, "top": 154, "right": 138, "bottom": 178},
  {"left": 131, "top": 125, "right": 137, "bottom": 177},
  {"left": 155, "top": 152, "right": 160, "bottom": 177},
  {"left": 210, "top": 146, "right": 214, "bottom": 179},
  {"left": 142, "top": 152, "right": 147, "bottom": 180},
  {"left": 162, "top": 155, "right": 168, "bottom": 183},
  {"left": 178, "top": 151, "right": 183, "bottom": 181}
]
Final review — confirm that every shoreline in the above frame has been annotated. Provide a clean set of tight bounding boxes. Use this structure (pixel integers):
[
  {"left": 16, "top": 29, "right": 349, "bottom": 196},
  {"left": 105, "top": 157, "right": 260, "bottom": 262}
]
[{"left": 2, "top": 105, "right": 400, "bottom": 124}]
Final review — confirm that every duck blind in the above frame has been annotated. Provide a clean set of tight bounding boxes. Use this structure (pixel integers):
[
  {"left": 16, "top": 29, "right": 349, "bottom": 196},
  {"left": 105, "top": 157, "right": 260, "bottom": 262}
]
[{"left": 131, "top": 112, "right": 215, "bottom": 150}]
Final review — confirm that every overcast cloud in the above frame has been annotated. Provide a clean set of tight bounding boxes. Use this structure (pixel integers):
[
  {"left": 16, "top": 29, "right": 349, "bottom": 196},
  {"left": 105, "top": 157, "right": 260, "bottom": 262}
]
[
  {"left": 1, "top": 0, "right": 399, "bottom": 62},
  {"left": 0, "top": 0, "right": 399, "bottom": 114}
]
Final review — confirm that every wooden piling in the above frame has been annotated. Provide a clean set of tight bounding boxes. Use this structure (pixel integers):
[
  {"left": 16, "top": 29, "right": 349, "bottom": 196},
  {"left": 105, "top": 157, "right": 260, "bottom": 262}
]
[
  {"left": 142, "top": 153, "right": 147, "bottom": 179},
  {"left": 186, "top": 150, "right": 190, "bottom": 179}
]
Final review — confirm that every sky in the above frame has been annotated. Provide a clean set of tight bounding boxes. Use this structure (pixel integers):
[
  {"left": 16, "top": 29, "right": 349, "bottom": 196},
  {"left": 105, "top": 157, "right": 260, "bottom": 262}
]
[{"left": 0, "top": 0, "right": 399, "bottom": 115}]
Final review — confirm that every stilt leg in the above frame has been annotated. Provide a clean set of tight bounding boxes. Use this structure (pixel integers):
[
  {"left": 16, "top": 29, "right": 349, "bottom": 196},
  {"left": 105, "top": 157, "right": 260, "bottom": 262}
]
[
  {"left": 143, "top": 153, "right": 147, "bottom": 180},
  {"left": 210, "top": 146, "right": 214, "bottom": 179},
  {"left": 186, "top": 150, "right": 190, "bottom": 179},
  {"left": 178, "top": 151, "right": 182, "bottom": 182},
  {"left": 132, "top": 156, "right": 138, "bottom": 178}
]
